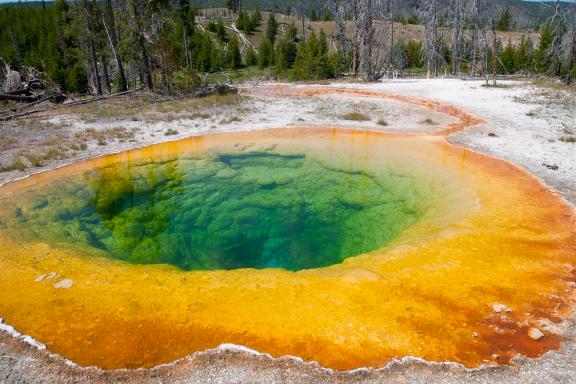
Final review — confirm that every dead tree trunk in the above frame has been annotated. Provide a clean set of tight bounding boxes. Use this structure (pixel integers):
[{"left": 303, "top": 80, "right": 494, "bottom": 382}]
[
  {"left": 329, "top": 0, "right": 348, "bottom": 55},
  {"left": 549, "top": 0, "right": 564, "bottom": 77},
  {"left": 229, "top": 0, "right": 241, "bottom": 14},
  {"left": 351, "top": 0, "right": 360, "bottom": 76},
  {"left": 566, "top": 20, "right": 576, "bottom": 85},
  {"left": 389, "top": 0, "right": 394, "bottom": 65},
  {"left": 470, "top": 0, "right": 480, "bottom": 77},
  {"left": 130, "top": 64, "right": 137, "bottom": 90},
  {"left": 103, "top": 0, "right": 128, "bottom": 92},
  {"left": 130, "top": 0, "right": 153, "bottom": 89},
  {"left": 481, "top": 27, "right": 489, "bottom": 85},
  {"left": 0, "top": 93, "right": 41, "bottom": 102},
  {"left": 491, "top": 17, "right": 497, "bottom": 86},
  {"left": 83, "top": 0, "right": 103, "bottom": 95},
  {"left": 180, "top": 0, "right": 193, "bottom": 68},
  {"left": 450, "top": 0, "right": 464, "bottom": 76},
  {"left": 377, "top": 0, "right": 395, "bottom": 74},
  {"left": 101, "top": 55, "right": 112, "bottom": 93},
  {"left": 358, "top": 0, "right": 375, "bottom": 79},
  {"left": 421, "top": 0, "right": 440, "bottom": 77}
]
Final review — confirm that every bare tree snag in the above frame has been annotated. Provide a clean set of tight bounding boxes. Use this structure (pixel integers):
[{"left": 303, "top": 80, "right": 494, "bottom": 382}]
[
  {"left": 101, "top": 55, "right": 112, "bottom": 93},
  {"left": 549, "top": 0, "right": 564, "bottom": 77},
  {"left": 82, "top": 0, "right": 103, "bottom": 95},
  {"left": 129, "top": 0, "right": 153, "bottom": 90},
  {"left": 450, "top": 0, "right": 464, "bottom": 76},
  {"left": 229, "top": 0, "right": 241, "bottom": 14},
  {"left": 351, "top": 0, "right": 360, "bottom": 76},
  {"left": 421, "top": 0, "right": 440, "bottom": 77},
  {"left": 491, "top": 17, "right": 497, "bottom": 86},
  {"left": 566, "top": 18, "right": 576, "bottom": 85},
  {"left": 103, "top": 0, "right": 128, "bottom": 92},
  {"left": 470, "top": 0, "right": 480, "bottom": 77},
  {"left": 328, "top": 0, "right": 348, "bottom": 55}
]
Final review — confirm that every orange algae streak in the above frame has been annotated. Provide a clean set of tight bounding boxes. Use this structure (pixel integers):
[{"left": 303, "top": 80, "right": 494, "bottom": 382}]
[{"left": 0, "top": 136, "right": 575, "bottom": 369}]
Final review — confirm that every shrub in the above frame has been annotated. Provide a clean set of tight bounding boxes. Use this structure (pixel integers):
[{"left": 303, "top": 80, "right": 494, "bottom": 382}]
[
  {"left": 258, "top": 40, "right": 274, "bottom": 69},
  {"left": 66, "top": 62, "right": 88, "bottom": 94},
  {"left": 172, "top": 69, "right": 202, "bottom": 92},
  {"left": 215, "top": 19, "right": 228, "bottom": 42},
  {"left": 245, "top": 48, "right": 257, "bottom": 67},
  {"left": 559, "top": 136, "right": 576, "bottom": 143},
  {"left": 419, "top": 118, "right": 437, "bottom": 125},
  {"left": 341, "top": 112, "right": 370, "bottom": 121},
  {"left": 275, "top": 23, "right": 298, "bottom": 71},
  {"left": 225, "top": 38, "right": 242, "bottom": 70},
  {"left": 237, "top": 9, "right": 251, "bottom": 34},
  {"left": 292, "top": 30, "right": 338, "bottom": 80},
  {"left": 0, "top": 156, "right": 26, "bottom": 172},
  {"left": 165, "top": 128, "right": 179, "bottom": 136},
  {"left": 265, "top": 13, "right": 278, "bottom": 45},
  {"left": 250, "top": 8, "right": 262, "bottom": 29}
]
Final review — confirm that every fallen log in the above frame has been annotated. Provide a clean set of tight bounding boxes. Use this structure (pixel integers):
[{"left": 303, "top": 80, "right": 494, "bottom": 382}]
[
  {"left": 0, "top": 93, "right": 41, "bottom": 102},
  {"left": 0, "top": 90, "right": 133, "bottom": 121},
  {"left": 3, "top": 89, "right": 32, "bottom": 96}
]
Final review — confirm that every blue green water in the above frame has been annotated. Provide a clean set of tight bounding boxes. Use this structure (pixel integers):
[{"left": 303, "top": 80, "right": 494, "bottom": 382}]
[{"left": 2, "top": 149, "right": 428, "bottom": 271}]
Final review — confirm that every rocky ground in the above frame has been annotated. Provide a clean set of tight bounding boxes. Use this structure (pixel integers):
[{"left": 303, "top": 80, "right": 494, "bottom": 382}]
[{"left": 0, "top": 78, "right": 575, "bottom": 383}]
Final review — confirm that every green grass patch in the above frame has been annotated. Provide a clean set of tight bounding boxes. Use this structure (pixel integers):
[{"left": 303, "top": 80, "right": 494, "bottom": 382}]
[
  {"left": 559, "top": 135, "right": 576, "bottom": 143},
  {"left": 341, "top": 112, "right": 370, "bottom": 121}
]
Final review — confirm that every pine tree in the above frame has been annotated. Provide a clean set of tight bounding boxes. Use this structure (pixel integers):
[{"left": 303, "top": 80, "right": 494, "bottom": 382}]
[
  {"left": 322, "top": 8, "right": 332, "bottom": 22},
  {"left": 310, "top": 9, "right": 318, "bottom": 22},
  {"left": 66, "top": 62, "right": 89, "bottom": 93},
  {"left": 226, "top": 38, "right": 241, "bottom": 69},
  {"left": 536, "top": 23, "right": 554, "bottom": 72},
  {"left": 216, "top": 19, "right": 228, "bottom": 42},
  {"left": 246, "top": 48, "right": 257, "bottom": 66},
  {"left": 265, "top": 13, "right": 279, "bottom": 45},
  {"left": 237, "top": 9, "right": 251, "bottom": 35},
  {"left": 516, "top": 35, "right": 534, "bottom": 74},
  {"left": 275, "top": 23, "right": 298, "bottom": 70},
  {"left": 403, "top": 40, "right": 423, "bottom": 68},
  {"left": 251, "top": 8, "right": 262, "bottom": 30},
  {"left": 293, "top": 30, "right": 335, "bottom": 79},
  {"left": 496, "top": 9, "right": 514, "bottom": 32},
  {"left": 500, "top": 39, "right": 517, "bottom": 74},
  {"left": 258, "top": 39, "right": 274, "bottom": 69}
]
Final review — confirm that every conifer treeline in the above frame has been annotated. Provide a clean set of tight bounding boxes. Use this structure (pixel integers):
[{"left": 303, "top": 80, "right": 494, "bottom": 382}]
[
  {"left": 0, "top": 0, "right": 574, "bottom": 95},
  {"left": 0, "top": 0, "right": 251, "bottom": 94}
]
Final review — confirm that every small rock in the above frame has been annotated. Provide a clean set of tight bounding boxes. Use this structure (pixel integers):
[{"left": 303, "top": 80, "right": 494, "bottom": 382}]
[
  {"left": 542, "top": 163, "right": 559, "bottom": 170},
  {"left": 492, "top": 303, "right": 512, "bottom": 313},
  {"left": 488, "top": 133, "right": 498, "bottom": 137},
  {"left": 54, "top": 279, "right": 74, "bottom": 289},
  {"left": 472, "top": 331, "right": 479, "bottom": 337},
  {"left": 35, "top": 274, "right": 47, "bottom": 282},
  {"left": 528, "top": 327, "right": 545, "bottom": 341}
]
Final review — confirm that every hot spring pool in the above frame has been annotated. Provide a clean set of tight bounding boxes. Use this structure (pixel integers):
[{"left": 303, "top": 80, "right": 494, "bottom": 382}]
[
  {"left": 10, "top": 149, "right": 427, "bottom": 272},
  {"left": 0, "top": 128, "right": 574, "bottom": 370}
]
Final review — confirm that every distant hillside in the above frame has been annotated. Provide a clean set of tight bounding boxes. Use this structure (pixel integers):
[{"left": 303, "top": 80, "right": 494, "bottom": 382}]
[
  {"left": 191, "top": 0, "right": 570, "bottom": 29},
  {"left": 0, "top": 0, "right": 570, "bottom": 29}
]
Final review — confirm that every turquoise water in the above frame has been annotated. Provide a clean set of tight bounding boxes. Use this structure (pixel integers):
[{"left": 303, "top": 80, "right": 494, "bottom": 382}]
[{"left": 3, "top": 150, "right": 428, "bottom": 271}]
